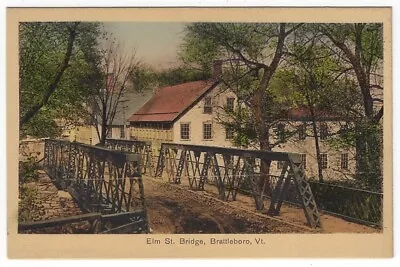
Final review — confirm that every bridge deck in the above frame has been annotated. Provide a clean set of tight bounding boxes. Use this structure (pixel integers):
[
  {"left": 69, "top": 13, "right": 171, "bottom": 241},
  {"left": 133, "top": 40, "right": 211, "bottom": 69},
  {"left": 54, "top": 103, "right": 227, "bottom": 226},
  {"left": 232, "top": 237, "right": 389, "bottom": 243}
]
[{"left": 143, "top": 175, "right": 379, "bottom": 234}]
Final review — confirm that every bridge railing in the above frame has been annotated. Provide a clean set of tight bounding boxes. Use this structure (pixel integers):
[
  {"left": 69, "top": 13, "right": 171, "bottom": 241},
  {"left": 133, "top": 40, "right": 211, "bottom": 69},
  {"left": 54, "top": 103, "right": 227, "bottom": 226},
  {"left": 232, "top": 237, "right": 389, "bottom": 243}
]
[
  {"left": 42, "top": 139, "right": 149, "bottom": 233},
  {"left": 155, "top": 146, "right": 382, "bottom": 227},
  {"left": 154, "top": 142, "right": 322, "bottom": 228},
  {"left": 105, "top": 138, "right": 154, "bottom": 176},
  {"left": 104, "top": 139, "right": 382, "bottom": 228}
]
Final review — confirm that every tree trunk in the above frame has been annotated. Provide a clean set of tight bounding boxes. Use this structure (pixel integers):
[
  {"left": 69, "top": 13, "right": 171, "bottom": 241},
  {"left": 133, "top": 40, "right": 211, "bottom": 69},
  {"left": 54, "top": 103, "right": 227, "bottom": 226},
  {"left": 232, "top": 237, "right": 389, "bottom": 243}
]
[
  {"left": 309, "top": 108, "right": 324, "bottom": 182},
  {"left": 252, "top": 87, "right": 273, "bottom": 195},
  {"left": 99, "top": 103, "right": 108, "bottom": 146}
]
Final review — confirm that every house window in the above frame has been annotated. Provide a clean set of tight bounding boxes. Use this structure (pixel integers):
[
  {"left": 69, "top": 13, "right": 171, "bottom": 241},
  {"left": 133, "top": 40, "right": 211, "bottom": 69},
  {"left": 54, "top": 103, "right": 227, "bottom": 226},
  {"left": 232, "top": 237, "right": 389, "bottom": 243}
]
[
  {"left": 120, "top": 126, "right": 125, "bottom": 139},
  {"left": 277, "top": 161, "right": 284, "bottom": 169},
  {"left": 225, "top": 127, "right": 234, "bottom": 140},
  {"left": 204, "top": 97, "right": 212, "bottom": 114},
  {"left": 318, "top": 153, "right": 328, "bottom": 169},
  {"left": 277, "top": 123, "right": 286, "bottom": 142},
  {"left": 341, "top": 153, "right": 349, "bottom": 169},
  {"left": 298, "top": 124, "right": 306, "bottom": 140},
  {"left": 226, "top": 97, "right": 235, "bottom": 112},
  {"left": 203, "top": 122, "right": 212, "bottom": 140},
  {"left": 320, "top": 123, "right": 328, "bottom": 140},
  {"left": 301, "top": 154, "right": 307, "bottom": 169},
  {"left": 180, "top": 123, "right": 190, "bottom": 140}
]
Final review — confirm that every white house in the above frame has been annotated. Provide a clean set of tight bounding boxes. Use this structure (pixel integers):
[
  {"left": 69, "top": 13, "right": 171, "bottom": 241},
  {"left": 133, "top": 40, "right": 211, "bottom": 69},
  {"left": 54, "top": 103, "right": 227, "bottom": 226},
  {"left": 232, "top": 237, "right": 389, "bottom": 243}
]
[
  {"left": 268, "top": 108, "right": 356, "bottom": 181},
  {"left": 129, "top": 80, "right": 238, "bottom": 149}
]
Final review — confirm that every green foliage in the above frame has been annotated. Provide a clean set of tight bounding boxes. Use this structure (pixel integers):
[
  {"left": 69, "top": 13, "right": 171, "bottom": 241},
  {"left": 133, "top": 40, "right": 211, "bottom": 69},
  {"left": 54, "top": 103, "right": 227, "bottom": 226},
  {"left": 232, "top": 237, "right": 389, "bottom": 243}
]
[
  {"left": 180, "top": 25, "right": 221, "bottom": 72},
  {"left": 128, "top": 63, "right": 211, "bottom": 91},
  {"left": 129, "top": 65, "right": 158, "bottom": 92},
  {"left": 309, "top": 181, "right": 382, "bottom": 225},
  {"left": 156, "top": 66, "right": 211, "bottom": 87},
  {"left": 18, "top": 153, "right": 40, "bottom": 222},
  {"left": 321, "top": 23, "right": 383, "bottom": 69},
  {"left": 19, "top": 22, "right": 103, "bottom": 138},
  {"left": 18, "top": 184, "right": 38, "bottom": 222},
  {"left": 180, "top": 23, "right": 285, "bottom": 72},
  {"left": 218, "top": 106, "right": 259, "bottom": 148},
  {"left": 20, "top": 109, "right": 63, "bottom": 138},
  {"left": 19, "top": 155, "right": 40, "bottom": 184}
]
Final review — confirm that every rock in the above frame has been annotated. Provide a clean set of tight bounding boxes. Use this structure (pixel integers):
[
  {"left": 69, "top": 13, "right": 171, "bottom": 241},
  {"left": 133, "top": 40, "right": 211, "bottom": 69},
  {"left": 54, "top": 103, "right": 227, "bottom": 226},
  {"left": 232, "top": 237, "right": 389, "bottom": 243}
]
[{"left": 58, "top": 191, "right": 73, "bottom": 199}]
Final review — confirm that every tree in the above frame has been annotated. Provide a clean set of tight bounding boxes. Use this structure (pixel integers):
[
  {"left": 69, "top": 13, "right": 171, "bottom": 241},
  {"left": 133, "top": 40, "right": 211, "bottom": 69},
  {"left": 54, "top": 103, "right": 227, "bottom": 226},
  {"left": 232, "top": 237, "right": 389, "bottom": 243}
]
[
  {"left": 84, "top": 40, "right": 140, "bottom": 146},
  {"left": 19, "top": 22, "right": 103, "bottom": 138},
  {"left": 181, "top": 23, "right": 303, "bottom": 208},
  {"left": 156, "top": 66, "right": 211, "bottom": 87},
  {"left": 273, "top": 26, "right": 360, "bottom": 182},
  {"left": 319, "top": 23, "right": 383, "bottom": 190},
  {"left": 128, "top": 64, "right": 158, "bottom": 93}
]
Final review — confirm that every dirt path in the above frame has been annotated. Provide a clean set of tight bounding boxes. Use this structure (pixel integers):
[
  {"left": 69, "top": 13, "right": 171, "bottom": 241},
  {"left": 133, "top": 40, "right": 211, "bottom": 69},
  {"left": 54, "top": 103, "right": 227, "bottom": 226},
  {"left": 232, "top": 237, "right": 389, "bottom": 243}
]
[
  {"left": 143, "top": 178, "right": 312, "bottom": 234},
  {"left": 200, "top": 182, "right": 380, "bottom": 233},
  {"left": 143, "top": 177, "right": 380, "bottom": 234}
]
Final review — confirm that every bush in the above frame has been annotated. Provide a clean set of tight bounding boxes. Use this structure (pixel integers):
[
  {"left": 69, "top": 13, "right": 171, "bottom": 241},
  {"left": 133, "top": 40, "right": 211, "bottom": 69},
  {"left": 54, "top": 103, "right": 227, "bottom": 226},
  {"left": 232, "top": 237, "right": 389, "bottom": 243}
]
[
  {"left": 19, "top": 155, "right": 40, "bottom": 184},
  {"left": 308, "top": 181, "right": 382, "bottom": 224},
  {"left": 18, "top": 184, "right": 38, "bottom": 222},
  {"left": 18, "top": 154, "right": 40, "bottom": 223}
]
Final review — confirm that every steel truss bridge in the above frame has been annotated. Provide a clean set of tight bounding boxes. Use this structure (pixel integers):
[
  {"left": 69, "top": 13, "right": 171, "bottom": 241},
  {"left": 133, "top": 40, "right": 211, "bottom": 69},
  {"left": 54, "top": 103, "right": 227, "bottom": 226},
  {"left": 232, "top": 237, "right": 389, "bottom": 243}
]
[
  {"left": 19, "top": 139, "right": 150, "bottom": 234},
  {"left": 105, "top": 139, "right": 322, "bottom": 228}
]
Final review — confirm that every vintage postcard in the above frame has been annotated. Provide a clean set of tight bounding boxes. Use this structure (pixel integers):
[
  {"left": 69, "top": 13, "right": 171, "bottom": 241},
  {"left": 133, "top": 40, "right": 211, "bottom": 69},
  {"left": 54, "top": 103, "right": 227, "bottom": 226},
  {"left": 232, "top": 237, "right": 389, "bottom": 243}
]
[{"left": 7, "top": 7, "right": 392, "bottom": 258}]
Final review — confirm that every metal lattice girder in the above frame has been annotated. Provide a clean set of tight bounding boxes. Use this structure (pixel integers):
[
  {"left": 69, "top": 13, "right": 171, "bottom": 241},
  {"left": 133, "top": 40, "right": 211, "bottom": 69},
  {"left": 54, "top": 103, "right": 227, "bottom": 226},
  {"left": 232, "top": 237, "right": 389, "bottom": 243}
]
[
  {"left": 243, "top": 157, "right": 264, "bottom": 211},
  {"left": 154, "top": 142, "right": 322, "bottom": 228},
  {"left": 185, "top": 150, "right": 202, "bottom": 189},
  {"left": 268, "top": 162, "right": 290, "bottom": 215},
  {"left": 198, "top": 152, "right": 211, "bottom": 190},
  {"left": 105, "top": 139, "right": 154, "bottom": 175},
  {"left": 155, "top": 146, "right": 165, "bottom": 177},
  {"left": 289, "top": 161, "right": 322, "bottom": 228},
  {"left": 43, "top": 139, "right": 149, "bottom": 233}
]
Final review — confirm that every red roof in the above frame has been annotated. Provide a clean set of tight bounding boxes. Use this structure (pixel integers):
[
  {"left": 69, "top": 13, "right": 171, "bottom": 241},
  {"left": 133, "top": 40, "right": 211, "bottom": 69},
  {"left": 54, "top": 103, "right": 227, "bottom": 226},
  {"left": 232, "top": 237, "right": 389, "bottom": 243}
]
[{"left": 129, "top": 80, "right": 216, "bottom": 123}]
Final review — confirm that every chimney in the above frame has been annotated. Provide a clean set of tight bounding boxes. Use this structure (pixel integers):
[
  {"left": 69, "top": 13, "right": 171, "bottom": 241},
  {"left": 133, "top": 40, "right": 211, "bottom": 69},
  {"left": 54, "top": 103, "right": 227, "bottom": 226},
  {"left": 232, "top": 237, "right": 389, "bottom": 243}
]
[{"left": 212, "top": 60, "right": 223, "bottom": 80}]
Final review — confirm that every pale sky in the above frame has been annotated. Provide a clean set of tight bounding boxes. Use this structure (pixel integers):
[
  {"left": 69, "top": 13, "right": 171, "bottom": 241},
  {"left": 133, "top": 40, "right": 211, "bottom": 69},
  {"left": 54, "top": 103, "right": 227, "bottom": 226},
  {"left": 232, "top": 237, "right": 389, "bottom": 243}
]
[{"left": 103, "top": 22, "right": 187, "bottom": 70}]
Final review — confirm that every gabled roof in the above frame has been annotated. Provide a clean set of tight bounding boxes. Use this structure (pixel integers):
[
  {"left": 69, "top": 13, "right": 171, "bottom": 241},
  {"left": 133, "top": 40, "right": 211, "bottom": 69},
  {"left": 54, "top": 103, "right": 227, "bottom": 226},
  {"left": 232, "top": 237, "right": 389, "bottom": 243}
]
[
  {"left": 111, "top": 90, "right": 154, "bottom": 125},
  {"left": 129, "top": 80, "right": 218, "bottom": 123}
]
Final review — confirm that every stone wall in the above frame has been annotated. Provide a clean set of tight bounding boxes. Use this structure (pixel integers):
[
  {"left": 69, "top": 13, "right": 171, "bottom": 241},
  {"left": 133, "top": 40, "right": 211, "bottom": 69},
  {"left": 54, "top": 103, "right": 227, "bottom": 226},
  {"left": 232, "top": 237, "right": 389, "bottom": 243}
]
[
  {"left": 19, "top": 139, "right": 46, "bottom": 162},
  {"left": 19, "top": 171, "right": 83, "bottom": 223}
]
